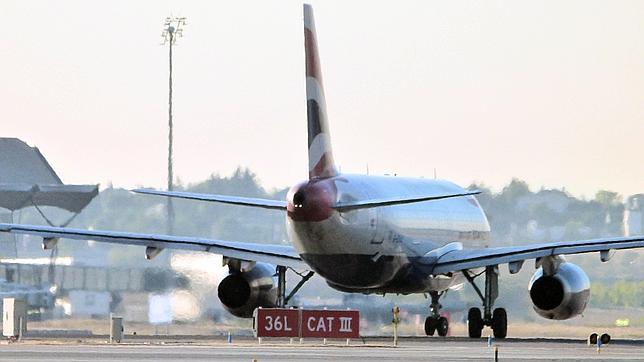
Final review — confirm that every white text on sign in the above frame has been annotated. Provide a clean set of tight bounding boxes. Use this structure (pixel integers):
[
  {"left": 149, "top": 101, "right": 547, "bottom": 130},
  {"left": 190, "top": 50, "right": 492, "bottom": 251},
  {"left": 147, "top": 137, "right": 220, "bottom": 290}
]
[
  {"left": 254, "top": 308, "right": 360, "bottom": 339},
  {"left": 264, "top": 315, "right": 293, "bottom": 332}
]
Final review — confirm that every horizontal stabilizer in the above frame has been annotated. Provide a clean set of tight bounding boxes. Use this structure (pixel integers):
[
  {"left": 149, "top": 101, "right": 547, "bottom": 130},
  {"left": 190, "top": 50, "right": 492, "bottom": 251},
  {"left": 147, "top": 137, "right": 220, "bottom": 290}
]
[
  {"left": 132, "top": 189, "right": 287, "bottom": 210},
  {"left": 333, "top": 190, "right": 481, "bottom": 212}
]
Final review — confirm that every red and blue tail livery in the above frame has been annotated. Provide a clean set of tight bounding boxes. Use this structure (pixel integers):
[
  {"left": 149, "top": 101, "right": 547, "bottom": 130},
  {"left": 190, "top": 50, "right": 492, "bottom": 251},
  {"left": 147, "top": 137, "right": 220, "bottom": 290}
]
[{"left": 304, "top": 4, "right": 337, "bottom": 179}]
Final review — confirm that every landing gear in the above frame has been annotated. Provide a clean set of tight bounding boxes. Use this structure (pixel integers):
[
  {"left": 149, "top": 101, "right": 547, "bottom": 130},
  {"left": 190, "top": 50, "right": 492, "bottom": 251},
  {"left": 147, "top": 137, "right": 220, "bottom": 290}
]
[
  {"left": 424, "top": 315, "right": 449, "bottom": 336},
  {"left": 424, "top": 291, "right": 449, "bottom": 337},
  {"left": 467, "top": 307, "right": 483, "bottom": 338},
  {"left": 275, "top": 265, "right": 315, "bottom": 308},
  {"left": 467, "top": 307, "right": 506, "bottom": 339},
  {"left": 424, "top": 316, "right": 436, "bottom": 336},
  {"left": 464, "top": 265, "right": 507, "bottom": 339},
  {"left": 276, "top": 266, "right": 287, "bottom": 307},
  {"left": 436, "top": 316, "right": 449, "bottom": 337},
  {"left": 491, "top": 307, "right": 507, "bottom": 339}
]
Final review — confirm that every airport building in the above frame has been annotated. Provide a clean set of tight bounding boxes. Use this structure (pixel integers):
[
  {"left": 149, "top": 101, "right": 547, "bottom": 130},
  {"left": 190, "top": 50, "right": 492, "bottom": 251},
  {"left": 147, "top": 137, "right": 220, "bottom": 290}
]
[{"left": 624, "top": 194, "right": 643, "bottom": 236}]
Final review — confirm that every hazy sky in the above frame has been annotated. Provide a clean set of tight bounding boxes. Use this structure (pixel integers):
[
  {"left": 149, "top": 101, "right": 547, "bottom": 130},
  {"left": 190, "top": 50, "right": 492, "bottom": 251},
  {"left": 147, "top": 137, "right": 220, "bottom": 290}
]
[{"left": 2, "top": 1, "right": 642, "bottom": 198}]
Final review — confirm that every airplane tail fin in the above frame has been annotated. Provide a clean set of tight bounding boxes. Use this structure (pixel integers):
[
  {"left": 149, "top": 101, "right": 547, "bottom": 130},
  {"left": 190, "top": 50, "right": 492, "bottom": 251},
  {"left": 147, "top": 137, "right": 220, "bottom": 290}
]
[{"left": 304, "top": 4, "right": 338, "bottom": 180}]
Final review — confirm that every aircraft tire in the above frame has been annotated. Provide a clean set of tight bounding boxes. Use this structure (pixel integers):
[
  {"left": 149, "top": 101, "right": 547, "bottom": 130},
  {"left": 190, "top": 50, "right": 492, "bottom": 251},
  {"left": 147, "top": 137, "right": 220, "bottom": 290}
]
[
  {"left": 589, "top": 333, "right": 598, "bottom": 345},
  {"left": 424, "top": 316, "right": 436, "bottom": 336},
  {"left": 492, "top": 308, "right": 507, "bottom": 339},
  {"left": 436, "top": 316, "right": 449, "bottom": 337},
  {"left": 600, "top": 333, "right": 611, "bottom": 345},
  {"left": 467, "top": 307, "right": 483, "bottom": 338}
]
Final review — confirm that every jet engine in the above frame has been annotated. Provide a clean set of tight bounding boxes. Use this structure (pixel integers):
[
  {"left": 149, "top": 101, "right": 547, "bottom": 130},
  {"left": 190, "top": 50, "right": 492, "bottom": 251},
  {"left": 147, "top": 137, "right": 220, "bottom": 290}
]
[
  {"left": 528, "top": 261, "right": 590, "bottom": 320},
  {"left": 217, "top": 262, "right": 278, "bottom": 318}
]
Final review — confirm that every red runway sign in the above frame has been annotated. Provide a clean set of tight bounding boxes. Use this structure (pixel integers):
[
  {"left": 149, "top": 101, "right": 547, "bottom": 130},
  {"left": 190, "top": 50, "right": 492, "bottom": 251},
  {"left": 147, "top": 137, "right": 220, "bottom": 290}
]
[
  {"left": 254, "top": 308, "right": 300, "bottom": 337},
  {"left": 301, "top": 309, "right": 359, "bottom": 338},
  {"left": 254, "top": 308, "right": 360, "bottom": 339}
]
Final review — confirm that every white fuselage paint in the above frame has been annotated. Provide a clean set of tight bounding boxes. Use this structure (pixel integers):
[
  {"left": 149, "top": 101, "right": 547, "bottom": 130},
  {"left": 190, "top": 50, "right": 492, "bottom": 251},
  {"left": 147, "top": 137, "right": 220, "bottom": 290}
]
[{"left": 287, "top": 174, "right": 491, "bottom": 294}]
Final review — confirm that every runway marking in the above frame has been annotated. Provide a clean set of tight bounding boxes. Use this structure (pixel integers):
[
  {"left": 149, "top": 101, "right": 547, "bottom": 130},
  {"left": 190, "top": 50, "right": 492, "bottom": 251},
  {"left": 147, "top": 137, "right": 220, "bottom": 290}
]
[{"left": 0, "top": 340, "right": 643, "bottom": 361}]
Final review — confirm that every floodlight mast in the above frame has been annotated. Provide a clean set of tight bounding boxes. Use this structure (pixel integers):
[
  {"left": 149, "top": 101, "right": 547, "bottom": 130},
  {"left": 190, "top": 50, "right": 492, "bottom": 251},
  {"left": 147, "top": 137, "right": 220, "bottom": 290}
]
[{"left": 161, "top": 16, "right": 186, "bottom": 236}]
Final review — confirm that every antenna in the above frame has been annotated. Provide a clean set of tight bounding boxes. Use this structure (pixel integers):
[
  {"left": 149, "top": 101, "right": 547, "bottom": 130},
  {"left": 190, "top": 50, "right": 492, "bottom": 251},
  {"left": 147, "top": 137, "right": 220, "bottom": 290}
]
[
  {"left": 161, "top": 16, "right": 187, "bottom": 236},
  {"left": 161, "top": 17, "right": 187, "bottom": 45}
]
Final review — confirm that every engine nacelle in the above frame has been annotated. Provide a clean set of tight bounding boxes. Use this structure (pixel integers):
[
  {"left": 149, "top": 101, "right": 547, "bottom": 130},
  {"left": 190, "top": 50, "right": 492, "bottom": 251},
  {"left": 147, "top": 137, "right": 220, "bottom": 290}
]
[
  {"left": 528, "top": 261, "right": 590, "bottom": 320},
  {"left": 217, "top": 262, "right": 277, "bottom": 318}
]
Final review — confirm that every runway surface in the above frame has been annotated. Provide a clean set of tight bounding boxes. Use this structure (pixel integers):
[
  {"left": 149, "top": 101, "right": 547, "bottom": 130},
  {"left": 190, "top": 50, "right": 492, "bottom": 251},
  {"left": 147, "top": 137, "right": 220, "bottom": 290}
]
[{"left": 0, "top": 338, "right": 643, "bottom": 361}]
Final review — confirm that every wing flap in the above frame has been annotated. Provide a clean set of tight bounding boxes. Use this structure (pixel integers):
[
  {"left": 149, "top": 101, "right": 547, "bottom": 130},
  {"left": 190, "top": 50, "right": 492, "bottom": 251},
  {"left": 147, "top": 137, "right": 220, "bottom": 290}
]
[
  {"left": 428, "top": 235, "right": 644, "bottom": 275},
  {"left": 132, "top": 189, "right": 287, "bottom": 210},
  {"left": 0, "top": 223, "right": 305, "bottom": 269}
]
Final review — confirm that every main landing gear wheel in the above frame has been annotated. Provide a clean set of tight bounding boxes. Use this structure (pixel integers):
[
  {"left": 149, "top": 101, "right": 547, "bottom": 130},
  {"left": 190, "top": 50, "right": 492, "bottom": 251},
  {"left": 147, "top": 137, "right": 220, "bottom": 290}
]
[
  {"left": 436, "top": 316, "right": 449, "bottom": 337},
  {"left": 491, "top": 308, "right": 507, "bottom": 339},
  {"left": 424, "top": 316, "right": 449, "bottom": 337},
  {"left": 424, "top": 316, "right": 436, "bottom": 336},
  {"left": 464, "top": 266, "right": 508, "bottom": 339},
  {"left": 467, "top": 307, "right": 483, "bottom": 338}
]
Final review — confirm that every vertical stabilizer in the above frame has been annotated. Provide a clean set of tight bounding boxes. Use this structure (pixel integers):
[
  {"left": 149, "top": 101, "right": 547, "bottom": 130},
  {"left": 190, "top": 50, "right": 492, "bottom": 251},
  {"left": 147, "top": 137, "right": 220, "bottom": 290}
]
[{"left": 304, "top": 4, "right": 338, "bottom": 179}]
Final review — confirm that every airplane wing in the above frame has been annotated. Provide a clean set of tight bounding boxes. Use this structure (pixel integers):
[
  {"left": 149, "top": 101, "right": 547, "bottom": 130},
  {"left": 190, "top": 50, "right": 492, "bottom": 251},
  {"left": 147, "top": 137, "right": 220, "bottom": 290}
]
[
  {"left": 0, "top": 223, "right": 306, "bottom": 269},
  {"left": 132, "top": 189, "right": 287, "bottom": 210},
  {"left": 426, "top": 235, "right": 644, "bottom": 275},
  {"left": 333, "top": 190, "right": 481, "bottom": 212}
]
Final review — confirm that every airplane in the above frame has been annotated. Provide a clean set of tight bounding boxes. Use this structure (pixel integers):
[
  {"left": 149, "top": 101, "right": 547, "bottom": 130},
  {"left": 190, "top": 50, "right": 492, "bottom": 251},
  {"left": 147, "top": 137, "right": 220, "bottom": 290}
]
[{"left": 1, "top": 4, "right": 643, "bottom": 339}]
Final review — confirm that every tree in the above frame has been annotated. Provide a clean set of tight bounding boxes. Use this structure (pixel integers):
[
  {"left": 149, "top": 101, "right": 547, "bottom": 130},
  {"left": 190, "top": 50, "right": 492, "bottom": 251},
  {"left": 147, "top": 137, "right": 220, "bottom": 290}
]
[{"left": 595, "top": 190, "right": 622, "bottom": 208}]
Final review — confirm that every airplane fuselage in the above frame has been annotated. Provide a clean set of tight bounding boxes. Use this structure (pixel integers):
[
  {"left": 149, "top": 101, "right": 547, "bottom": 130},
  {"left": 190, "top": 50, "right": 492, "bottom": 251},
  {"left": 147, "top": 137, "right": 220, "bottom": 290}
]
[{"left": 286, "top": 174, "right": 491, "bottom": 294}]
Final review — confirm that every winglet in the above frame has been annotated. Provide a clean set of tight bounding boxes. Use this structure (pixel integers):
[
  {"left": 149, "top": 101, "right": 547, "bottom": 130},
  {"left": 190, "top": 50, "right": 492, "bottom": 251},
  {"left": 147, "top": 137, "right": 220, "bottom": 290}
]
[{"left": 304, "top": 4, "right": 338, "bottom": 180}]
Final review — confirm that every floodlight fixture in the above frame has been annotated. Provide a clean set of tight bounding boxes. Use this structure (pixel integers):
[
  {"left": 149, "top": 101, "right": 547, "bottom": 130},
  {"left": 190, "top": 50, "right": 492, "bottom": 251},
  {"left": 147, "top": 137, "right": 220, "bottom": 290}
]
[{"left": 162, "top": 16, "right": 187, "bottom": 45}]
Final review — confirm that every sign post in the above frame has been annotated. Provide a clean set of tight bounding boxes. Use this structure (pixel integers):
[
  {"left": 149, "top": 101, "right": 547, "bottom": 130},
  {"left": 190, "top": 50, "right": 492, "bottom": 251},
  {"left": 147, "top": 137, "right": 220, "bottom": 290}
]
[{"left": 392, "top": 306, "right": 400, "bottom": 346}]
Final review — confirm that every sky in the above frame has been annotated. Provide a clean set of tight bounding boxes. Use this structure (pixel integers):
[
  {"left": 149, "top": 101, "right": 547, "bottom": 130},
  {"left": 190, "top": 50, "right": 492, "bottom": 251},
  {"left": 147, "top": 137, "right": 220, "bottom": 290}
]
[{"left": 2, "top": 1, "right": 643, "bottom": 199}]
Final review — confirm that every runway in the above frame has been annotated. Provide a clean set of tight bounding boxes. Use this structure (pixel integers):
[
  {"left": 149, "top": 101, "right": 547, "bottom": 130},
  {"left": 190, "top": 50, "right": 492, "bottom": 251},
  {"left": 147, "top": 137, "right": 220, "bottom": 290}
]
[{"left": 0, "top": 338, "right": 642, "bottom": 361}]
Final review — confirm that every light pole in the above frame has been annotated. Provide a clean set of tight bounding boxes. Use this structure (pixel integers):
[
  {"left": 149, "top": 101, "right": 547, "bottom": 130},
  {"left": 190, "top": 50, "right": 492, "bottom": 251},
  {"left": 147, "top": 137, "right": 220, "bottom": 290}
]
[{"left": 161, "top": 16, "right": 186, "bottom": 236}]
